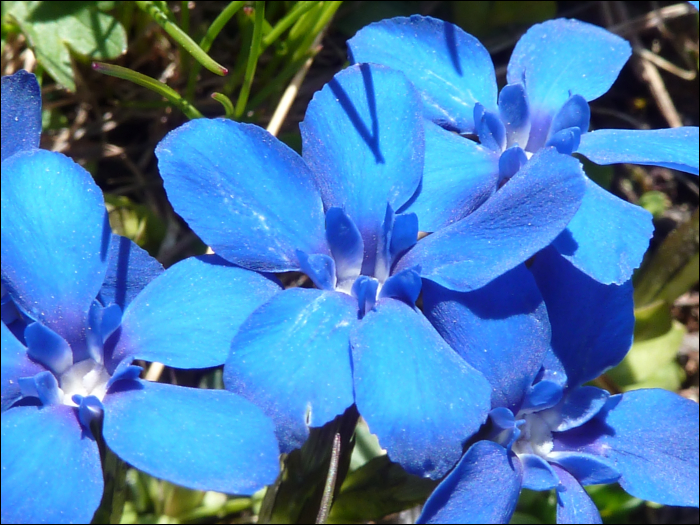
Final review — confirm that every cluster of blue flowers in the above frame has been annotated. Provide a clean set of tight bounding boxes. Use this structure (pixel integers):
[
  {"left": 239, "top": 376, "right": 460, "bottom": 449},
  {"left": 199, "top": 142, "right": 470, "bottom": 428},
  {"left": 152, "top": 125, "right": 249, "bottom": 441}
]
[{"left": 2, "top": 13, "right": 698, "bottom": 525}]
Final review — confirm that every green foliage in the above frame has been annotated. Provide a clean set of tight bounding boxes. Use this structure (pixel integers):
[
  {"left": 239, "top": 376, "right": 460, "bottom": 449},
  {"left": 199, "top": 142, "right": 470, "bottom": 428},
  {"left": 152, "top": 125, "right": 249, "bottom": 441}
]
[
  {"left": 638, "top": 190, "right": 671, "bottom": 218},
  {"left": 4, "top": 1, "right": 127, "bottom": 91},
  {"left": 105, "top": 195, "right": 166, "bottom": 256},
  {"left": 453, "top": 1, "right": 556, "bottom": 37}
]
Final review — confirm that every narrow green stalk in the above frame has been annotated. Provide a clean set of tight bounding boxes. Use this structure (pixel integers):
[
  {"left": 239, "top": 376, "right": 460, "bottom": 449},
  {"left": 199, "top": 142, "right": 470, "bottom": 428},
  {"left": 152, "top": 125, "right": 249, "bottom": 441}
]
[
  {"left": 179, "top": 1, "right": 189, "bottom": 35},
  {"left": 293, "top": 1, "right": 341, "bottom": 62},
  {"left": 234, "top": 1, "right": 266, "bottom": 118},
  {"left": 261, "top": 1, "right": 319, "bottom": 51},
  {"left": 92, "top": 62, "right": 203, "bottom": 119},
  {"left": 136, "top": 0, "right": 228, "bottom": 76},
  {"left": 186, "top": 1, "right": 246, "bottom": 101},
  {"left": 201, "top": 1, "right": 246, "bottom": 52},
  {"left": 211, "top": 92, "right": 235, "bottom": 118}
]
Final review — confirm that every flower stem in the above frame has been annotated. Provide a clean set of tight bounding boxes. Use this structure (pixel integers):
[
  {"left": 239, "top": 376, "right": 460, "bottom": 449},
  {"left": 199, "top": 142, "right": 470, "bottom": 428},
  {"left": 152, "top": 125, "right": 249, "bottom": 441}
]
[
  {"left": 135, "top": 1, "right": 228, "bottom": 76},
  {"left": 92, "top": 63, "right": 203, "bottom": 120},
  {"left": 234, "top": 1, "right": 266, "bottom": 119}
]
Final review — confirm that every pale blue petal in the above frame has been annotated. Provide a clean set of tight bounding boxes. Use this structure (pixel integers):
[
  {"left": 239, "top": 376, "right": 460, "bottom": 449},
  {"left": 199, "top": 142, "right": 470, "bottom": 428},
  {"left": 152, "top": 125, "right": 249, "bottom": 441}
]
[
  {"left": 1, "top": 150, "right": 110, "bottom": 345},
  {"left": 552, "top": 177, "right": 653, "bottom": 284},
  {"left": 2, "top": 323, "right": 43, "bottom": 411},
  {"left": 577, "top": 127, "right": 699, "bottom": 175},
  {"left": 403, "top": 120, "right": 498, "bottom": 232},
  {"left": 1, "top": 70, "right": 41, "bottom": 161},
  {"left": 520, "top": 453, "right": 560, "bottom": 490},
  {"left": 1, "top": 404, "right": 103, "bottom": 524},
  {"left": 571, "top": 390, "right": 700, "bottom": 506},
  {"left": 508, "top": 19, "right": 631, "bottom": 151},
  {"left": 417, "top": 441, "right": 522, "bottom": 524},
  {"left": 553, "top": 465, "right": 603, "bottom": 524},
  {"left": 98, "top": 235, "right": 163, "bottom": 310},
  {"left": 397, "top": 148, "right": 586, "bottom": 292},
  {"left": 103, "top": 380, "right": 279, "bottom": 494},
  {"left": 351, "top": 298, "right": 491, "bottom": 479},
  {"left": 531, "top": 246, "right": 634, "bottom": 387},
  {"left": 301, "top": 64, "right": 423, "bottom": 274},
  {"left": 224, "top": 288, "right": 356, "bottom": 453},
  {"left": 422, "top": 265, "right": 549, "bottom": 412},
  {"left": 110, "top": 255, "right": 280, "bottom": 370},
  {"left": 348, "top": 16, "right": 497, "bottom": 132},
  {"left": 554, "top": 387, "right": 610, "bottom": 432},
  {"left": 499, "top": 83, "right": 531, "bottom": 148},
  {"left": 547, "top": 451, "right": 620, "bottom": 486},
  {"left": 156, "top": 118, "right": 327, "bottom": 271}
]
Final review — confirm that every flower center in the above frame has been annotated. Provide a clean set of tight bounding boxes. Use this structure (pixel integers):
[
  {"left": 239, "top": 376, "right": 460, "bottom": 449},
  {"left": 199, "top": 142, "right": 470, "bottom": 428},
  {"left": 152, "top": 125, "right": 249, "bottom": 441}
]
[
  {"left": 59, "top": 359, "right": 111, "bottom": 406},
  {"left": 512, "top": 412, "right": 554, "bottom": 458}
]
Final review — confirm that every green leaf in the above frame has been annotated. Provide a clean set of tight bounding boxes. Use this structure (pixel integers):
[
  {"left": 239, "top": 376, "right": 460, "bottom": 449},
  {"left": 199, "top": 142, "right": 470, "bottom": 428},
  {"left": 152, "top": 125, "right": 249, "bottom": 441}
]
[
  {"left": 606, "top": 320, "right": 686, "bottom": 391},
  {"left": 104, "top": 194, "right": 165, "bottom": 256},
  {"left": 585, "top": 483, "right": 643, "bottom": 523},
  {"left": 328, "top": 455, "right": 436, "bottom": 524},
  {"left": 453, "top": 1, "right": 556, "bottom": 38},
  {"left": 634, "top": 208, "right": 699, "bottom": 307},
  {"left": 638, "top": 190, "right": 670, "bottom": 218},
  {"left": 5, "top": 1, "right": 127, "bottom": 91},
  {"left": 633, "top": 300, "right": 673, "bottom": 342}
]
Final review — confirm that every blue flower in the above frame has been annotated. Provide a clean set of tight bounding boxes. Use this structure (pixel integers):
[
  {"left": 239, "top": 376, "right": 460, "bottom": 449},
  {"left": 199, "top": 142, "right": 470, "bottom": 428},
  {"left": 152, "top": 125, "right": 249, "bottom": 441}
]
[
  {"left": 348, "top": 16, "right": 699, "bottom": 285},
  {"left": 1, "top": 71, "right": 280, "bottom": 524},
  {"left": 415, "top": 247, "right": 699, "bottom": 523},
  {"left": 155, "top": 63, "right": 586, "bottom": 478}
]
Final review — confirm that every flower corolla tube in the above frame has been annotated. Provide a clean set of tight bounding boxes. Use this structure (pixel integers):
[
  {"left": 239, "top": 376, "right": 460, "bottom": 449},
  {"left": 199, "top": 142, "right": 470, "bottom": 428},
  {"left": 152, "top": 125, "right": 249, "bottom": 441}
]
[
  {"left": 1, "top": 71, "right": 280, "bottom": 524},
  {"left": 348, "top": 16, "right": 700, "bottom": 285},
  {"left": 155, "top": 63, "right": 588, "bottom": 479}
]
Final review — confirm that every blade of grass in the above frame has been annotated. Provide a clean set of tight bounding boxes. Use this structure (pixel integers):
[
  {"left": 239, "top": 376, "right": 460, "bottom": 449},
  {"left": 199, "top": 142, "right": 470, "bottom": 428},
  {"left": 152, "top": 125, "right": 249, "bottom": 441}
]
[
  {"left": 211, "top": 92, "right": 235, "bottom": 119},
  {"left": 234, "top": 1, "right": 266, "bottom": 118},
  {"left": 261, "top": 1, "right": 319, "bottom": 51},
  {"left": 136, "top": 0, "right": 228, "bottom": 76},
  {"left": 92, "top": 62, "right": 203, "bottom": 119},
  {"left": 185, "top": 1, "right": 246, "bottom": 101}
]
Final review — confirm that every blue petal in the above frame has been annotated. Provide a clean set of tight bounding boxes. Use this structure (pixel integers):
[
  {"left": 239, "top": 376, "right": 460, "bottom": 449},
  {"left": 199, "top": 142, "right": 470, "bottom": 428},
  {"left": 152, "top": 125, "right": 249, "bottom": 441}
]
[
  {"left": 224, "top": 288, "right": 356, "bottom": 453},
  {"left": 98, "top": 235, "right": 163, "bottom": 310},
  {"left": 580, "top": 390, "right": 699, "bottom": 506},
  {"left": 103, "top": 380, "right": 279, "bottom": 494},
  {"left": 474, "top": 103, "right": 506, "bottom": 152},
  {"left": 300, "top": 64, "right": 424, "bottom": 275},
  {"left": 397, "top": 147, "right": 586, "bottom": 292},
  {"left": 403, "top": 120, "right": 498, "bottom": 232},
  {"left": 545, "top": 126, "right": 581, "bottom": 155},
  {"left": 549, "top": 95, "right": 590, "bottom": 138},
  {"left": 498, "top": 146, "right": 528, "bottom": 183},
  {"left": 552, "top": 177, "right": 653, "bottom": 284},
  {"left": 2, "top": 323, "right": 43, "bottom": 411},
  {"left": 577, "top": 127, "right": 699, "bottom": 175},
  {"left": 547, "top": 451, "right": 620, "bottom": 486},
  {"left": 531, "top": 246, "right": 634, "bottom": 387},
  {"left": 325, "top": 208, "right": 364, "bottom": 290},
  {"left": 110, "top": 255, "right": 280, "bottom": 370},
  {"left": 520, "top": 453, "right": 560, "bottom": 490},
  {"left": 19, "top": 370, "right": 62, "bottom": 406},
  {"left": 417, "top": 441, "right": 522, "bottom": 524},
  {"left": 521, "top": 380, "right": 564, "bottom": 413},
  {"left": 507, "top": 19, "right": 631, "bottom": 151},
  {"left": 296, "top": 251, "right": 336, "bottom": 291},
  {"left": 24, "top": 322, "right": 73, "bottom": 375},
  {"left": 422, "top": 265, "right": 549, "bottom": 412},
  {"left": 352, "top": 276, "right": 379, "bottom": 317},
  {"left": 1, "top": 150, "right": 110, "bottom": 346},
  {"left": 351, "top": 298, "right": 491, "bottom": 479},
  {"left": 389, "top": 213, "right": 418, "bottom": 262},
  {"left": 498, "top": 83, "right": 531, "bottom": 148},
  {"left": 553, "top": 465, "right": 603, "bottom": 524},
  {"left": 554, "top": 387, "right": 610, "bottom": 432},
  {"left": 348, "top": 16, "right": 497, "bottom": 132},
  {"left": 1, "top": 404, "right": 103, "bottom": 524},
  {"left": 156, "top": 118, "right": 327, "bottom": 271},
  {"left": 1, "top": 70, "right": 42, "bottom": 161},
  {"left": 378, "top": 267, "right": 422, "bottom": 306}
]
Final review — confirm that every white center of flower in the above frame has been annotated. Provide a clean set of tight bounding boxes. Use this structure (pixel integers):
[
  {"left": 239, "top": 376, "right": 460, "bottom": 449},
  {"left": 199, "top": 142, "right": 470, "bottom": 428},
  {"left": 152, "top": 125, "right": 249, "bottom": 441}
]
[
  {"left": 58, "top": 359, "right": 111, "bottom": 406},
  {"left": 512, "top": 412, "right": 554, "bottom": 458}
]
